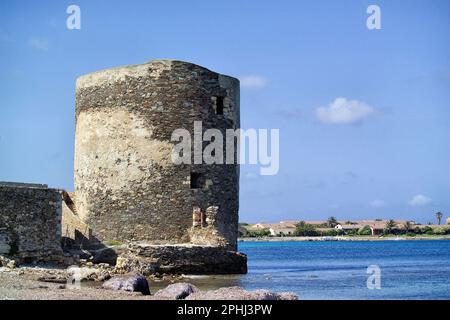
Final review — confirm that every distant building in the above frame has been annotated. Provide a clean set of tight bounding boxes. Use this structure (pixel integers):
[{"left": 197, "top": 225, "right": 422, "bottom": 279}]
[
  {"left": 269, "top": 227, "right": 295, "bottom": 236},
  {"left": 335, "top": 220, "right": 417, "bottom": 236},
  {"left": 335, "top": 224, "right": 359, "bottom": 232}
]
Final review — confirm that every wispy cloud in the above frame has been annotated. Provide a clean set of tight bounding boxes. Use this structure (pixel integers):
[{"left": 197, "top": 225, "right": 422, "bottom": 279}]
[
  {"left": 240, "top": 75, "right": 267, "bottom": 89},
  {"left": 408, "top": 194, "right": 432, "bottom": 207},
  {"left": 370, "top": 200, "right": 386, "bottom": 208},
  {"left": 28, "top": 37, "right": 49, "bottom": 51},
  {"left": 316, "top": 97, "right": 375, "bottom": 124}
]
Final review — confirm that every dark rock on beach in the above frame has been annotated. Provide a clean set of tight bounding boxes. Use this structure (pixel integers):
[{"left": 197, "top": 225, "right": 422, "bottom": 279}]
[
  {"left": 102, "top": 272, "right": 150, "bottom": 295},
  {"left": 185, "top": 286, "right": 298, "bottom": 300},
  {"left": 154, "top": 282, "right": 199, "bottom": 299}
]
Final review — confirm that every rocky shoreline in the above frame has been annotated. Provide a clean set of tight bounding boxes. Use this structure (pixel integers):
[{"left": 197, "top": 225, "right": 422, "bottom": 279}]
[
  {"left": 0, "top": 265, "right": 297, "bottom": 300},
  {"left": 1, "top": 240, "right": 264, "bottom": 300},
  {"left": 0, "top": 252, "right": 295, "bottom": 300}
]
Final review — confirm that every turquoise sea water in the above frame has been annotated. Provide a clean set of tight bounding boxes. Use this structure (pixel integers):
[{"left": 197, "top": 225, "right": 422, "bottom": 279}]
[
  {"left": 235, "top": 240, "right": 450, "bottom": 300},
  {"left": 148, "top": 240, "right": 450, "bottom": 299}
]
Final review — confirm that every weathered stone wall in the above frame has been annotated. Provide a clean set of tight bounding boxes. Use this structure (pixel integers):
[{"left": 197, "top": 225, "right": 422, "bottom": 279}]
[
  {"left": 122, "top": 244, "right": 247, "bottom": 275},
  {"left": 61, "top": 191, "right": 92, "bottom": 248},
  {"left": 74, "top": 60, "right": 240, "bottom": 250},
  {"left": 0, "top": 183, "right": 64, "bottom": 263}
]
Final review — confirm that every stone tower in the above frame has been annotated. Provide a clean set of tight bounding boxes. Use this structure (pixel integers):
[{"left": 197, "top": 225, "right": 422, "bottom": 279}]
[{"left": 74, "top": 60, "right": 240, "bottom": 250}]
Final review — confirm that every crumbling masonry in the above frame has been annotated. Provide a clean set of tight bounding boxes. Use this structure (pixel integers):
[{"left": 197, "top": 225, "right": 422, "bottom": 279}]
[{"left": 0, "top": 60, "right": 246, "bottom": 273}]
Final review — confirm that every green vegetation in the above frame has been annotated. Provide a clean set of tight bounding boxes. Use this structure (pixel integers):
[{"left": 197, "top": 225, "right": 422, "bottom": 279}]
[
  {"left": 294, "top": 221, "right": 319, "bottom": 236},
  {"left": 382, "top": 224, "right": 450, "bottom": 236},
  {"left": 430, "top": 227, "right": 448, "bottom": 235},
  {"left": 321, "top": 229, "right": 345, "bottom": 236},
  {"left": 345, "top": 228, "right": 358, "bottom": 236},
  {"left": 403, "top": 221, "right": 412, "bottom": 233},
  {"left": 246, "top": 228, "right": 271, "bottom": 238},
  {"left": 385, "top": 219, "right": 396, "bottom": 233},
  {"left": 326, "top": 217, "right": 338, "bottom": 228},
  {"left": 358, "top": 225, "right": 372, "bottom": 236},
  {"left": 423, "top": 226, "right": 434, "bottom": 235},
  {"left": 240, "top": 216, "right": 450, "bottom": 239}
]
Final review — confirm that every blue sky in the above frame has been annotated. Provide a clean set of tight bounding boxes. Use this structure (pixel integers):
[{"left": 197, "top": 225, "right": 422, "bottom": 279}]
[{"left": 1, "top": 0, "right": 449, "bottom": 223}]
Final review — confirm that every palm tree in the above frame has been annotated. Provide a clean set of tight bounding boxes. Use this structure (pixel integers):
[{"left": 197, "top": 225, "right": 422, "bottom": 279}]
[
  {"left": 327, "top": 216, "right": 338, "bottom": 228},
  {"left": 385, "top": 219, "right": 396, "bottom": 234},
  {"left": 436, "top": 212, "right": 443, "bottom": 225}
]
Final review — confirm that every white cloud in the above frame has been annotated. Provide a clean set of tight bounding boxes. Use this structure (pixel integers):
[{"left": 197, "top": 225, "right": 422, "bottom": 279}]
[
  {"left": 408, "top": 194, "right": 432, "bottom": 206},
  {"left": 240, "top": 75, "right": 266, "bottom": 89},
  {"left": 370, "top": 200, "right": 386, "bottom": 208},
  {"left": 28, "top": 37, "right": 49, "bottom": 51},
  {"left": 316, "top": 97, "right": 375, "bottom": 124}
]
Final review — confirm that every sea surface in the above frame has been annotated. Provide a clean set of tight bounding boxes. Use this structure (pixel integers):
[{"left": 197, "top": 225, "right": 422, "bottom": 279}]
[{"left": 152, "top": 240, "right": 450, "bottom": 300}]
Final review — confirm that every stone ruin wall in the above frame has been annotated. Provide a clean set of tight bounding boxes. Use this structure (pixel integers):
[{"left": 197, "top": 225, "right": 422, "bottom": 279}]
[
  {"left": 74, "top": 60, "right": 240, "bottom": 250},
  {"left": 61, "top": 191, "right": 92, "bottom": 247},
  {"left": 0, "top": 183, "right": 64, "bottom": 263},
  {"left": 0, "top": 182, "right": 92, "bottom": 263}
]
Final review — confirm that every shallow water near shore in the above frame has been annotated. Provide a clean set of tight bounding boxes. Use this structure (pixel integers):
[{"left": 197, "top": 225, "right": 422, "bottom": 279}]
[{"left": 150, "top": 240, "right": 450, "bottom": 300}]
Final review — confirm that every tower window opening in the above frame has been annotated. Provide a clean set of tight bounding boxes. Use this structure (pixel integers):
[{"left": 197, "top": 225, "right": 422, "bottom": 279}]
[
  {"left": 215, "top": 96, "right": 224, "bottom": 115},
  {"left": 190, "top": 172, "right": 202, "bottom": 189}
]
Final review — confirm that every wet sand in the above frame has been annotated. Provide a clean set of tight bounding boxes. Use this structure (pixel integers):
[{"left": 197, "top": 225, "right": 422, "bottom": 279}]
[{"left": 0, "top": 269, "right": 158, "bottom": 300}]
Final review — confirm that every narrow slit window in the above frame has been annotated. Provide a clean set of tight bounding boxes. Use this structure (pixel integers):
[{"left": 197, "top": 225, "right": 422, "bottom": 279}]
[
  {"left": 190, "top": 172, "right": 202, "bottom": 189},
  {"left": 215, "top": 96, "right": 224, "bottom": 115}
]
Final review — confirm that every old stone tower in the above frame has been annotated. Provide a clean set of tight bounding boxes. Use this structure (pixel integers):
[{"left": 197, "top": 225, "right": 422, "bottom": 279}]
[{"left": 74, "top": 59, "right": 240, "bottom": 250}]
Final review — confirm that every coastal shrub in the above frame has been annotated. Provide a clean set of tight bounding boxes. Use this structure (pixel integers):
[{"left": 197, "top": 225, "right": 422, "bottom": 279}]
[
  {"left": 294, "top": 222, "right": 319, "bottom": 237},
  {"left": 247, "top": 229, "right": 271, "bottom": 238},
  {"left": 385, "top": 220, "right": 397, "bottom": 233},
  {"left": 358, "top": 225, "right": 372, "bottom": 236},
  {"left": 326, "top": 217, "right": 338, "bottom": 228},
  {"left": 322, "top": 229, "right": 345, "bottom": 236},
  {"left": 322, "top": 229, "right": 337, "bottom": 236},
  {"left": 432, "top": 227, "right": 446, "bottom": 235},
  {"left": 384, "top": 228, "right": 403, "bottom": 235},
  {"left": 423, "top": 226, "right": 434, "bottom": 235},
  {"left": 413, "top": 227, "right": 422, "bottom": 234}
]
